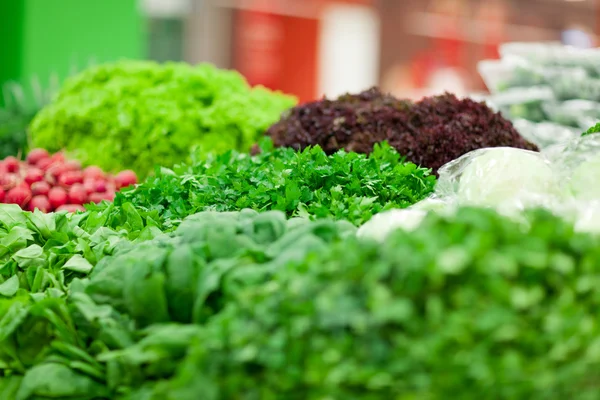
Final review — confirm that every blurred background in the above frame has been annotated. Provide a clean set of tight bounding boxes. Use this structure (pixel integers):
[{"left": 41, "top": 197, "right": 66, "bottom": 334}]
[{"left": 0, "top": 0, "right": 597, "bottom": 106}]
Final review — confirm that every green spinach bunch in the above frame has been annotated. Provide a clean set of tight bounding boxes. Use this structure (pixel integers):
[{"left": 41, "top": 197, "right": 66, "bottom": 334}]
[
  {"left": 0, "top": 203, "right": 161, "bottom": 301},
  {"left": 0, "top": 210, "right": 355, "bottom": 399},
  {"left": 112, "top": 140, "right": 436, "bottom": 228},
  {"left": 29, "top": 61, "right": 296, "bottom": 176}
]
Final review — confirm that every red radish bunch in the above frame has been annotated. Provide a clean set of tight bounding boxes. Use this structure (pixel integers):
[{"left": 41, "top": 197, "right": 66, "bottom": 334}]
[{"left": 0, "top": 149, "right": 138, "bottom": 213}]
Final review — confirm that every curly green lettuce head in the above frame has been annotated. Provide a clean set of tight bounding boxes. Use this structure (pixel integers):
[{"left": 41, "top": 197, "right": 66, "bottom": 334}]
[{"left": 29, "top": 60, "right": 296, "bottom": 176}]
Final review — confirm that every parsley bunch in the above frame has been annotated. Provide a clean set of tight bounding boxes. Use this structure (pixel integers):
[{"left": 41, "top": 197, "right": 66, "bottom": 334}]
[{"left": 113, "top": 140, "right": 436, "bottom": 227}]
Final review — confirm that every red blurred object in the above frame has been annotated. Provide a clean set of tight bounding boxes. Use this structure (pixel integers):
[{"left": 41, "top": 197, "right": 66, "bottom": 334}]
[
  {"left": 233, "top": 0, "right": 374, "bottom": 103},
  {"left": 235, "top": 9, "right": 284, "bottom": 90}
]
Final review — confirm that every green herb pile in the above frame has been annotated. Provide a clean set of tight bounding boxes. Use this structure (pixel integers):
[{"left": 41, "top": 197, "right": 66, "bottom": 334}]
[
  {"left": 2, "top": 207, "right": 600, "bottom": 399},
  {"left": 111, "top": 140, "right": 436, "bottom": 228},
  {"left": 29, "top": 61, "right": 296, "bottom": 176}
]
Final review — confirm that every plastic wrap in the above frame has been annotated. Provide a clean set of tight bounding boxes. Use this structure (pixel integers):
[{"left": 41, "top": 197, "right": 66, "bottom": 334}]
[
  {"left": 489, "top": 86, "right": 554, "bottom": 122},
  {"left": 541, "top": 100, "right": 600, "bottom": 128},
  {"left": 479, "top": 43, "right": 600, "bottom": 134},
  {"left": 435, "top": 147, "right": 561, "bottom": 213},
  {"left": 512, "top": 119, "right": 580, "bottom": 149},
  {"left": 356, "top": 198, "right": 456, "bottom": 241},
  {"left": 544, "top": 133, "right": 600, "bottom": 201},
  {"left": 574, "top": 201, "right": 600, "bottom": 233},
  {"left": 549, "top": 75, "right": 600, "bottom": 102},
  {"left": 498, "top": 42, "right": 566, "bottom": 61},
  {"left": 499, "top": 42, "right": 600, "bottom": 76},
  {"left": 356, "top": 208, "right": 428, "bottom": 241},
  {"left": 358, "top": 132, "right": 600, "bottom": 242},
  {"left": 478, "top": 59, "right": 545, "bottom": 94}
]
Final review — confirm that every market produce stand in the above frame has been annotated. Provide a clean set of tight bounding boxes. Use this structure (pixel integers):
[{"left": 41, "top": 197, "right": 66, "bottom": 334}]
[{"left": 2, "top": 43, "right": 600, "bottom": 399}]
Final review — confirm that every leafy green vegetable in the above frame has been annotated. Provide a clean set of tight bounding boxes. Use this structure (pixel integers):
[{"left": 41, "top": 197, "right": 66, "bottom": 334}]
[
  {"left": 4, "top": 208, "right": 600, "bottom": 399},
  {"left": 0, "top": 78, "right": 56, "bottom": 159},
  {"left": 582, "top": 122, "right": 600, "bottom": 136},
  {"left": 0, "top": 107, "right": 34, "bottom": 159},
  {"left": 167, "top": 208, "right": 600, "bottom": 399},
  {"left": 0, "top": 210, "right": 355, "bottom": 394},
  {"left": 29, "top": 61, "right": 296, "bottom": 176},
  {"left": 110, "top": 139, "right": 436, "bottom": 228},
  {"left": 0, "top": 203, "right": 161, "bottom": 303}
]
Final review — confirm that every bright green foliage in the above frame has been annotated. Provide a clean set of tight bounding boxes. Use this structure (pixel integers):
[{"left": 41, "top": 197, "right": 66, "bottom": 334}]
[
  {"left": 29, "top": 61, "right": 296, "bottom": 176},
  {"left": 0, "top": 210, "right": 355, "bottom": 398},
  {"left": 3, "top": 208, "right": 600, "bottom": 399},
  {"left": 0, "top": 107, "right": 35, "bottom": 158},
  {"left": 582, "top": 122, "right": 600, "bottom": 136},
  {"left": 112, "top": 140, "right": 436, "bottom": 228},
  {"left": 0, "top": 203, "right": 161, "bottom": 300},
  {"left": 0, "top": 78, "right": 55, "bottom": 158},
  {"left": 177, "top": 208, "right": 600, "bottom": 399}
]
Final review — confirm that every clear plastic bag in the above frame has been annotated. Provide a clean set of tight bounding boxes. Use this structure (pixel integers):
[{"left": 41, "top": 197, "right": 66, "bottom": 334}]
[
  {"left": 573, "top": 200, "right": 600, "bottom": 233},
  {"left": 478, "top": 58, "right": 545, "bottom": 94},
  {"left": 499, "top": 42, "right": 600, "bottom": 77},
  {"left": 435, "top": 147, "right": 562, "bottom": 213},
  {"left": 549, "top": 75, "right": 600, "bottom": 102},
  {"left": 358, "top": 131, "right": 600, "bottom": 241},
  {"left": 356, "top": 198, "right": 455, "bottom": 241},
  {"left": 544, "top": 133, "right": 600, "bottom": 201},
  {"left": 356, "top": 208, "right": 428, "bottom": 241},
  {"left": 512, "top": 119, "right": 580, "bottom": 149},
  {"left": 499, "top": 42, "right": 566, "bottom": 61},
  {"left": 541, "top": 100, "right": 600, "bottom": 128},
  {"left": 490, "top": 86, "right": 555, "bottom": 122}
]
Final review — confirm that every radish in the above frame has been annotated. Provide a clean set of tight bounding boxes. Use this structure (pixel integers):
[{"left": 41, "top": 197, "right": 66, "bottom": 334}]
[
  {"left": 68, "top": 184, "right": 88, "bottom": 205},
  {"left": 26, "top": 149, "right": 49, "bottom": 165},
  {"left": 24, "top": 168, "right": 44, "bottom": 185},
  {"left": 115, "top": 170, "right": 137, "bottom": 189},
  {"left": 89, "top": 191, "right": 114, "bottom": 203},
  {"left": 4, "top": 157, "right": 19, "bottom": 173},
  {"left": 64, "top": 160, "right": 82, "bottom": 172},
  {"left": 58, "top": 171, "right": 84, "bottom": 187},
  {"left": 88, "top": 192, "right": 104, "bottom": 204},
  {"left": 36, "top": 158, "right": 54, "bottom": 171},
  {"left": 29, "top": 195, "right": 51, "bottom": 212},
  {"left": 83, "top": 179, "right": 96, "bottom": 194},
  {"left": 15, "top": 181, "right": 29, "bottom": 191},
  {"left": 95, "top": 180, "right": 107, "bottom": 193},
  {"left": 1, "top": 150, "right": 129, "bottom": 211},
  {"left": 31, "top": 181, "right": 51, "bottom": 196},
  {"left": 51, "top": 152, "right": 65, "bottom": 163},
  {"left": 83, "top": 166, "right": 105, "bottom": 180},
  {"left": 56, "top": 204, "right": 86, "bottom": 213},
  {"left": 48, "top": 187, "right": 68, "bottom": 209},
  {"left": 6, "top": 186, "right": 32, "bottom": 208},
  {"left": 48, "top": 164, "right": 68, "bottom": 179},
  {"left": 0, "top": 174, "right": 18, "bottom": 190},
  {"left": 103, "top": 191, "right": 116, "bottom": 201}
]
